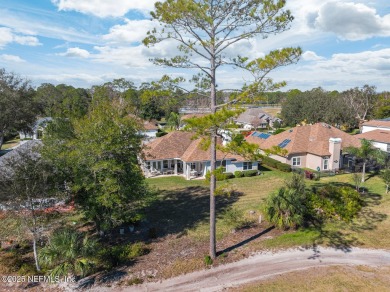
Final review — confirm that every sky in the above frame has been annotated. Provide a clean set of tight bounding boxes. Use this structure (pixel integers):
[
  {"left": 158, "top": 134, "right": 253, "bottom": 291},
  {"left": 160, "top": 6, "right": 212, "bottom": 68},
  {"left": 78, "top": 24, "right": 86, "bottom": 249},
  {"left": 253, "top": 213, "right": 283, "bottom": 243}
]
[{"left": 0, "top": 0, "right": 389, "bottom": 92}]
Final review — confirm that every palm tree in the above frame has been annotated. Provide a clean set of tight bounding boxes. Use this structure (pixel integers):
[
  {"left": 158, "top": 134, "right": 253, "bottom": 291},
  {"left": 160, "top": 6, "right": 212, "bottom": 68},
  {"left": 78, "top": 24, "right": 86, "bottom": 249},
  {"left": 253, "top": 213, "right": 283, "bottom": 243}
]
[
  {"left": 263, "top": 187, "right": 306, "bottom": 230},
  {"left": 39, "top": 228, "right": 97, "bottom": 278},
  {"left": 346, "top": 139, "right": 386, "bottom": 182},
  {"left": 166, "top": 112, "right": 181, "bottom": 130}
]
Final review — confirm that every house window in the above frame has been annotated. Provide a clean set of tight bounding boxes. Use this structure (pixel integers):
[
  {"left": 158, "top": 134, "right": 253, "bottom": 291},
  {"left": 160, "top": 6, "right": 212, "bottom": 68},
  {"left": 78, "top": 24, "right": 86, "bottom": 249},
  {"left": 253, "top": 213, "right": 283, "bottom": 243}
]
[
  {"left": 163, "top": 160, "right": 169, "bottom": 169},
  {"left": 323, "top": 159, "right": 329, "bottom": 170},
  {"left": 190, "top": 163, "right": 196, "bottom": 170},
  {"left": 292, "top": 157, "right": 301, "bottom": 166},
  {"left": 145, "top": 162, "right": 151, "bottom": 169},
  {"left": 243, "top": 162, "right": 252, "bottom": 170}
]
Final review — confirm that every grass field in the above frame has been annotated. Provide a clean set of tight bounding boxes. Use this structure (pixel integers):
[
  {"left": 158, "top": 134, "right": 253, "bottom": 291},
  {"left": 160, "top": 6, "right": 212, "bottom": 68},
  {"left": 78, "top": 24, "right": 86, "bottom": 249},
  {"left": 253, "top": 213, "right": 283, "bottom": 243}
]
[
  {"left": 147, "top": 168, "right": 390, "bottom": 250},
  {"left": 1, "top": 139, "right": 19, "bottom": 150}
]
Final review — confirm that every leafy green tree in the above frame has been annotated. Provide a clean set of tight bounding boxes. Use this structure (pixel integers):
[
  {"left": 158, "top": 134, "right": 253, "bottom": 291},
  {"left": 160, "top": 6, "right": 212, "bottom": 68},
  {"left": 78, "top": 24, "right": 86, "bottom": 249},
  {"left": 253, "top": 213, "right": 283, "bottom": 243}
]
[
  {"left": 43, "top": 99, "right": 149, "bottom": 231},
  {"left": 35, "top": 83, "right": 91, "bottom": 119},
  {"left": 346, "top": 139, "right": 386, "bottom": 182},
  {"left": 39, "top": 228, "right": 97, "bottom": 278},
  {"left": 374, "top": 92, "right": 390, "bottom": 119},
  {"left": 144, "top": 0, "right": 301, "bottom": 258},
  {"left": 0, "top": 142, "right": 64, "bottom": 271},
  {"left": 0, "top": 68, "right": 38, "bottom": 149},
  {"left": 166, "top": 112, "right": 181, "bottom": 130}
]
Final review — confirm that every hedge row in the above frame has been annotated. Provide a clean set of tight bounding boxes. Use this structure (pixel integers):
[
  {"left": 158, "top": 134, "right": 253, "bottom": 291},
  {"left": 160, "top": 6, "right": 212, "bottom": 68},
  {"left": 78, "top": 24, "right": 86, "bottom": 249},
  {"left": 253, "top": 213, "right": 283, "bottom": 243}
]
[{"left": 261, "top": 156, "right": 292, "bottom": 172}]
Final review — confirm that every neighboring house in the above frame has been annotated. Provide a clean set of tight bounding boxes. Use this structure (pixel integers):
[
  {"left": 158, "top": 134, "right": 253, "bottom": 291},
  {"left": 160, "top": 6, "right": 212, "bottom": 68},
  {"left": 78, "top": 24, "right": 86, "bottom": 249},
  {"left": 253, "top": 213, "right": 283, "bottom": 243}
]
[
  {"left": 361, "top": 119, "right": 390, "bottom": 134},
  {"left": 141, "top": 120, "right": 159, "bottom": 139},
  {"left": 19, "top": 117, "right": 52, "bottom": 140},
  {"left": 235, "top": 108, "right": 281, "bottom": 130},
  {"left": 246, "top": 123, "right": 361, "bottom": 171},
  {"left": 179, "top": 113, "right": 206, "bottom": 129},
  {"left": 355, "top": 130, "right": 390, "bottom": 153},
  {"left": 142, "top": 131, "right": 258, "bottom": 180}
]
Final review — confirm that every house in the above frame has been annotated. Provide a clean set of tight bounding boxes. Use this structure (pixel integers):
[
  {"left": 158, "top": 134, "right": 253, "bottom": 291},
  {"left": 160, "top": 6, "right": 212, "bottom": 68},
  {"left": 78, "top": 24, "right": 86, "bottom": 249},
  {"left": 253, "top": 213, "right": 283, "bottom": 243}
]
[
  {"left": 355, "top": 130, "right": 390, "bottom": 153},
  {"left": 141, "top": 120, "right": 159, "bottom": 139},
  {"left": 142, "top": 131, "right": 258, "bottom": 180},
  {"left": 19, "top": 117, "right": 52, "bottom": 140},
  {"left": 235, "top": 108, "right": 281, "bottom": 130},
  {"left": 246, "top": 123, "right": 361, "bottom": 171},
  {"left": 361, "top": 119, "right": 390, "bottom": 134}
]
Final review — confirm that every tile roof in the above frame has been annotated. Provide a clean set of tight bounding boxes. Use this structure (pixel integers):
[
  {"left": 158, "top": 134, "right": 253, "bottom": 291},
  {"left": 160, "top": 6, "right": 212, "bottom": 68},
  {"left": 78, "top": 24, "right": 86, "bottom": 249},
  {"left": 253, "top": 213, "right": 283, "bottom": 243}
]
[
  {"left": 143, "top": 131, "right": 194, "bottom": 160},
  {"left": 355, "top": 129, "right": 390, "bottom": 143},
  {"left": 362, "top": 120, "right": 390, "bottom": 128},
  {"left": 235, "top": 108, "right": 271, "bottom": 125},
  {"left": 246, "top": 123, "right": 361, "bottom": 156},
  {"left": 143, "top": 131, "right": 246, "bottom": 162},
  {"left": 143, "top": 120, "right": 158, "bottom": 131}
]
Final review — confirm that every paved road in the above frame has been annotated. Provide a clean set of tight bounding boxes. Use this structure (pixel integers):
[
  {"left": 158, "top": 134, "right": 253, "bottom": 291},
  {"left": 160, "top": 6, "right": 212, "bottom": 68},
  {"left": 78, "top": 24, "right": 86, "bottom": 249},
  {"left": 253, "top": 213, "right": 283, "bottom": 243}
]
[{"left": 124, "top": 247, "right": 390, "bottom": 292}]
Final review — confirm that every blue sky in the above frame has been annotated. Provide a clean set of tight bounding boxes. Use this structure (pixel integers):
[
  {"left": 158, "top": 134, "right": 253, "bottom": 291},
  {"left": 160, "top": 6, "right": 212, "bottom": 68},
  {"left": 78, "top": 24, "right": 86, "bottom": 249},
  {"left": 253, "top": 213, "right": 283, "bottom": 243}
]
[{"left": 0, "top": 0, "right": 389, "bottom": 91}]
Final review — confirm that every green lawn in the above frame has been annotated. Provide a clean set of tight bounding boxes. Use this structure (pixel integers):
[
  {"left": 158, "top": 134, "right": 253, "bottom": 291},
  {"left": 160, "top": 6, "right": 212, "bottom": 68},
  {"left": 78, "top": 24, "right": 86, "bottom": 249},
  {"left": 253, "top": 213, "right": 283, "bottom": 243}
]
[
  {"left": 1, "top": 139, "right": 20, "bottom": 150},
  {"left": 146, "top": 168, "right": 390, "bottom": 250}
]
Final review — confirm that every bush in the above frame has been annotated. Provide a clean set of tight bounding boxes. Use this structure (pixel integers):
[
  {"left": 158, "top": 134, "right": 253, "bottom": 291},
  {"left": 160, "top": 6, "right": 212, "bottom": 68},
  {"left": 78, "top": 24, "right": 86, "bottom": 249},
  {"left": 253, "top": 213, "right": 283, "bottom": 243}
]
[
  {"left": 204, "top": 255, "right": 213, "bottom": 266},
  {"left": 273, "top": 128, "right": 286, "bottom": 135},
  {"left": 243, "top": 170, "right": 258, "bottom": 177},
  {"left": 276, "top": 163, "right": 292, "bottom": 172},
  {"left": 223, "top": 208, "right": 251, "bottom": 229},
  {"left": 224, "top": 172, "right": 235, "bottom": 179},
  {"left": 127, "top": 242, "right": 148, "bottom": 259},
  {"left": 234, "top": 171, "right": 244, "bottom": 178},
  {"left": 156, "top": 131, "right": 168, "bottom": 137},
  {"left": 205, "top": 167, "right": 227, "bottom": 182},
  {"left": 262, "top": 156, "right": 281, "bottom": 168}
]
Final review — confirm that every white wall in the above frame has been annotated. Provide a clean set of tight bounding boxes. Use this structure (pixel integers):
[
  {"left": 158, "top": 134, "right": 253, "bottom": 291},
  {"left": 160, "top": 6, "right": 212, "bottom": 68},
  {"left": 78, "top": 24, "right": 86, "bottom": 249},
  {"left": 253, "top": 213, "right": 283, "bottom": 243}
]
[
  {"left": 372, "top": 141, "right": 388, "bottom": 152},
  {"left": 362, "top": 125, "right": 390, "bottom": 133}
]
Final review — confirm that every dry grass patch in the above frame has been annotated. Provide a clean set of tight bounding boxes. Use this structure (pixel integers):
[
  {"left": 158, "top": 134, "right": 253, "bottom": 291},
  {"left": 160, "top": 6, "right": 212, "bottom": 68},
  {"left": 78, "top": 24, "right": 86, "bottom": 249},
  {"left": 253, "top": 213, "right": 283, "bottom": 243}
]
[{"left": 233, "top": 265, "right": 390, "bottom": 292}]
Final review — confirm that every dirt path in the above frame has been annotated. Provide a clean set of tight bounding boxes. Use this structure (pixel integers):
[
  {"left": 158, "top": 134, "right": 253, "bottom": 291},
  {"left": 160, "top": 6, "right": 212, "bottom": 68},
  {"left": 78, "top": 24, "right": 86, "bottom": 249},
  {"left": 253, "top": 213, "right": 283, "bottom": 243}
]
[{"left": 93, "top": 247, "right": 390, "bottom": 292}]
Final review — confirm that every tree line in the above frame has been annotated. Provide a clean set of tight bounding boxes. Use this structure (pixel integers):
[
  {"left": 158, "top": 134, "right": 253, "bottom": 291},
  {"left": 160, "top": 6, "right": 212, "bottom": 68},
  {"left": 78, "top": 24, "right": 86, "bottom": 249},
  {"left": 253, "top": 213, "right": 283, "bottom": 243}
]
[{"left": 281, "top": 86, "right": 390, "bottom": 129}]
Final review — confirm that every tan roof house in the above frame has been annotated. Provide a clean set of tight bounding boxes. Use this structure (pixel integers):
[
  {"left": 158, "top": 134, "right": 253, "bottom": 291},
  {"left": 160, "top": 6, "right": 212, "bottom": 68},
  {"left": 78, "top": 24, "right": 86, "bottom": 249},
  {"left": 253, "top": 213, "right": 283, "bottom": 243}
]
[
  {"left": 355, "top": 130, "right": 390, "bottom": 153},
  {"left": 142, "top": 131, "right": 256, "bottom": 180},
  {"left": 246, "top": 123, "right": 361, "bottom": 171},
  {"left": 361, "top": 119, "right": 390, "bottom": 133}
]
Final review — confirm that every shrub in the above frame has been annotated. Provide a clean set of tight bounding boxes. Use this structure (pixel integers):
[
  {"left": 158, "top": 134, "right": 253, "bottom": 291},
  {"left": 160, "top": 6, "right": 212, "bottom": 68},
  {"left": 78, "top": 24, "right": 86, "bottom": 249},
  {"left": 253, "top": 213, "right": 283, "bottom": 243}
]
[
  {"left": 276, "top": 163, "right": 292, "bottom": 172},
  {"left": 127, "top": 278, "right": 144, "bottom": 286},
  {"left": 223, "top": 208, "right": 251, "bottom": 229},
  {"left": 204, "top": 255, "right": 213, "bottom": 266},
  {"left": 224, "top": 172, "right": 235, "bottom": 179},
  {"left": 156, "top": 131, "right": 167, "bottom": 137},
  {"left": 273, "top": 128, "right": 285, "bottom": 135},
  {"left": 234, "top": 171, "right": 244, "bottom": 178},
  {"left": 205, "top": 167, "right": 227, "bottom": 182},
  {"left": 127, "top": 243, "right": 148, "bottom": 259},
  {"left": 0, "top": 250, "right": 23, "bottom": 274},
  {"left": 243, "top": 170, "right": 258, "bottom": 177},
  {"left": 261, "top": 156, "right": 281, "bottom": 168},
  {"left": 307, "top": 185, "right": 362, "bottom": 222}
]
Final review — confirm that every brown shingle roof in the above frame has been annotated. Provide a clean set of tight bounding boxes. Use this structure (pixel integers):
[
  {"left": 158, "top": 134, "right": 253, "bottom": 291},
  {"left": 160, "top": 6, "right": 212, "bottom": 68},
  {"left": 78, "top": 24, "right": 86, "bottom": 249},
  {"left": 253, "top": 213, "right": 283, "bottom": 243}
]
[
  {"left": 235, "top": 108, "right": 271, "bottom": 124},
  {"left": 143, "top": 120, "right": 158, "bottom": 130},
  {"left": 362, "top": 120, "right": 390, "bottom": 129},
  {"left": 143, "top": 131, "right": 246, "bottom": 162},
  {"left": 356, "top": 130, "right": 390, "bottom": 143},
  {"left": 246, "top": 123, "right": 361, "bottom": 156},
  {"left": 143, "top": 131, "right": 194, "bottom": 160}
]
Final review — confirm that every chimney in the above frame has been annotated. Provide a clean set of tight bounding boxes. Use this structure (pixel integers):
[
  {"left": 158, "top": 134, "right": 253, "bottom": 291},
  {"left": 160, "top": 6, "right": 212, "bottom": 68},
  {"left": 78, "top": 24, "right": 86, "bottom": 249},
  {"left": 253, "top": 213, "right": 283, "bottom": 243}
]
[{"left": 329, "top": 138, "right": 342, "bottom": 170}]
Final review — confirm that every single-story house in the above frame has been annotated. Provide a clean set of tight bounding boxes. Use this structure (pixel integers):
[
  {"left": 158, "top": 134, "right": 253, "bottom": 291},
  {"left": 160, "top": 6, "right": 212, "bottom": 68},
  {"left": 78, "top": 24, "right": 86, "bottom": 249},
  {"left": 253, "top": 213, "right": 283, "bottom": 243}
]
[
  {"left": 19, "top": 117, "right": 52, "bottom": 140},
  {"left": 235, "top": 108, "right": 281, "bottom": 130},
  {"left": 141, "top": 120, "right": 159, "bottom": 139},
  {"left": 355, "top": 130, "right": 390, "bottom": 153},
  {"left": 142, "top": 131, "right": 258, "bottom": 180},
  {"left": 361, "top": 119, "right": 390, "bottom": 134},
  {"left": 245, "top": 123, "right": 361, "bottom": 171}
]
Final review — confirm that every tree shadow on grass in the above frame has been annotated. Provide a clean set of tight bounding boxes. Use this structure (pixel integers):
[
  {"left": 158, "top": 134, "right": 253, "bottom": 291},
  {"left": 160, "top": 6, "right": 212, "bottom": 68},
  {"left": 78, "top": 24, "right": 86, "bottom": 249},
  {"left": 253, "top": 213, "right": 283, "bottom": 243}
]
[
  {"left": 217, "top": 226, "right": 275, "bottom": 256},
  {"left": 137, "top": 186, "right": 243, "bottom": 241}
]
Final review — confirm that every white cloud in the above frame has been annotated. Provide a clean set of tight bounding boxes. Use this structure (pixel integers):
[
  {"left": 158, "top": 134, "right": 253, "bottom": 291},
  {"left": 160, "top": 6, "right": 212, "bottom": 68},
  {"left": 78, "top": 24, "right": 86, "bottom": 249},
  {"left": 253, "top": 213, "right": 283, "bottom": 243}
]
[
  {"left": 302, "top": 51, "right": 325, "bottom": 61},
  {"left": 0, "top": 27, "right": 40, "bottom": 48},
  {"left": 59, "top": 47, "right": 90, "bottom": 58},
  {"left": 0, "top": 54, "right": 26, "bottom": 63},
  {"left": 103, "top": 19, "right": 158, "bottom": 44},
  {"left": 313, "top": 2, "right": 390, "bottom": 40},
  {"left": 52, "top": 0, "right": 157, "bottom": 18}
]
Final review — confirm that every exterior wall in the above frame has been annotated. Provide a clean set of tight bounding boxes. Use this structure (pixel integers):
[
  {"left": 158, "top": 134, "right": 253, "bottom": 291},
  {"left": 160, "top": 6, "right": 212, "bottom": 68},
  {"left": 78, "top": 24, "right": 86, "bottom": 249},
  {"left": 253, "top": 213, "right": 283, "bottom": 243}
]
[
  {"left": 329, "top": 138, "right": 342, "bottom": 171},
  {"left": 268, "top": 154, "right": 288, "bottom": 164},
  {"left": 226, "top": 161, "right": 258, "bottom": 173},
  {"left": 306, "top": 153, "right": 324, "bottom": 170},
  {"left": 362, "top": 125, "right": 390, "bottom": 133},
  {"left": 287, "top": 154, "right": 307, "bottom": 168},
  {"left": 142, "top": 130, "right": 158, "bottom": 138},
  {"left": 372, "top": 141, "right": 388, "bottom": 152}
]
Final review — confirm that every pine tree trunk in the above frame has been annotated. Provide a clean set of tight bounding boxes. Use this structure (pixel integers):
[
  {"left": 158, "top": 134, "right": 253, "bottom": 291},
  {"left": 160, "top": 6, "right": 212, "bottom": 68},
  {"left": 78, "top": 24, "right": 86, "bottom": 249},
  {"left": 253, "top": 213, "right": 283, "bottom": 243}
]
[{"left": 209, "top": 33, "right": 217, "bottom": 259}]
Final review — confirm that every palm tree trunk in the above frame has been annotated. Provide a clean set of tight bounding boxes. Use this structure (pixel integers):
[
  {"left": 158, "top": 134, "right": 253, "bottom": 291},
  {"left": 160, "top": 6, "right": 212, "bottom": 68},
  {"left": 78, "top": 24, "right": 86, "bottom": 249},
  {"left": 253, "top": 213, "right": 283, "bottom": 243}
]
[{"left": 362, "top": 162, "right": 366, "bottom": 182}]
